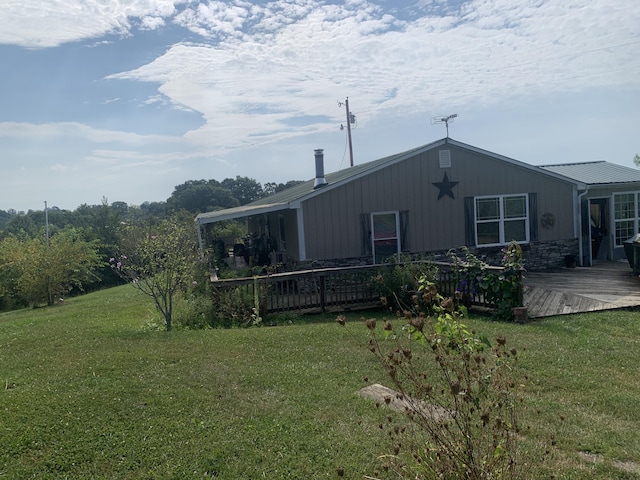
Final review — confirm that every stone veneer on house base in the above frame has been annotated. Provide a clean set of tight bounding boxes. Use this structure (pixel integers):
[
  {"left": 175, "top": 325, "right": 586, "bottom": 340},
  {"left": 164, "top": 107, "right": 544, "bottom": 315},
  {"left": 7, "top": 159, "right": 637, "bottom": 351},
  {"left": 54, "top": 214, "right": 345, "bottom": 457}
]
[{"left": 292, "top": 239, "right": 580, "bottom": 272}]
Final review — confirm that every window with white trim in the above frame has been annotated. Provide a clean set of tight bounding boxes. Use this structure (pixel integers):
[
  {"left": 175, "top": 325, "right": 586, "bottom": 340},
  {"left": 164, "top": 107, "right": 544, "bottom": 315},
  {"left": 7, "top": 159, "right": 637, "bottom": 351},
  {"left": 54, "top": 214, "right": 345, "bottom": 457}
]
[
  {"left": 614, "top": 192, "right": 640, "bottom": 246},
  {"left": 371, "top": 212, "right": 400, "bottom": 264},
  {"left": 475, "top": 194, "right": 529, "bottom": 246}
]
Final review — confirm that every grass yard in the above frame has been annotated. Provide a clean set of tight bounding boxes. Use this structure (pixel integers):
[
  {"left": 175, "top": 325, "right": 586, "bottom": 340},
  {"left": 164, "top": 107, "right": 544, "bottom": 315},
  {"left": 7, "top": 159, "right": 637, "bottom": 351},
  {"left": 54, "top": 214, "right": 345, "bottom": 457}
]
[{"left": 1, "top": 285, "right": 640, "bottom": 479}]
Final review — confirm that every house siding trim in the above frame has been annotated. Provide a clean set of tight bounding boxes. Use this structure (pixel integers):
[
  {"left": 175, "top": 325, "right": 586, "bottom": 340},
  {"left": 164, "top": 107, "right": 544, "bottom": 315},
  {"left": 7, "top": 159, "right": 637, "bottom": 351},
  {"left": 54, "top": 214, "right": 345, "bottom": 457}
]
[
  {"left": 296, "top": 207, "right": 306, "bottom": 261},
  {"left": 195, "top": 202, "right": 287, "bottom": 225}
]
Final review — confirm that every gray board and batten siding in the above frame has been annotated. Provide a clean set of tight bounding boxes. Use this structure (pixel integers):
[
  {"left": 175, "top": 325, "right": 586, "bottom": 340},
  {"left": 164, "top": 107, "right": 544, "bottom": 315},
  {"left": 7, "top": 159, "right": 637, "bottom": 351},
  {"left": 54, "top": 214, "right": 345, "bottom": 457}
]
[{"left": 300, "top": 141, "right": 579, "bottom": 261}]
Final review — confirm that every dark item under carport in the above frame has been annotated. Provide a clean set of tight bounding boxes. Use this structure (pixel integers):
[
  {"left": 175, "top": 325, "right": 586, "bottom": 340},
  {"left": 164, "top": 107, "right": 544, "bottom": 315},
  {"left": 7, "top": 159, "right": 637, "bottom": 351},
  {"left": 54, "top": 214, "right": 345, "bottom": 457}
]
[{"left": 623, "top": 234, "right": 640, "bottom": 274}]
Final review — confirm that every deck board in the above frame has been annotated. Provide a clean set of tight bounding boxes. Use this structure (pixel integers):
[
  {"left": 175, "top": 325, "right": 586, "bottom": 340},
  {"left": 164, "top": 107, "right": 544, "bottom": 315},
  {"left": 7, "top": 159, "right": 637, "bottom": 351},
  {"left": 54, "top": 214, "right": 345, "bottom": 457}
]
[{"left": 524, "top": 260, "right": 640, "bottom": 318}]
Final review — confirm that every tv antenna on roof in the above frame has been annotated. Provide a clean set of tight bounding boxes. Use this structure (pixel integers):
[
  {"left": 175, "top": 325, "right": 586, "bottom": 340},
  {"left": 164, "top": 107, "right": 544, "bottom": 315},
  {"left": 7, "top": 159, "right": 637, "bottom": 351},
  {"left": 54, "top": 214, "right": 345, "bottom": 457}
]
[{"left": 431, "top": 114, "right": 458, "bottom": 137}]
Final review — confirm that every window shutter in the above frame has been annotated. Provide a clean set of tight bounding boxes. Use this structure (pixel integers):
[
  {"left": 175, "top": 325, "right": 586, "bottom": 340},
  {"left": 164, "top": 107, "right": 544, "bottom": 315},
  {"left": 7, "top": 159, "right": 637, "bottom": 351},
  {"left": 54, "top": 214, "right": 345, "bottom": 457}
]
[
  {"left": 464, "top": 197, "right": 475, "bottom": 245},
  {"left": 360, "top": 213, "right": 372, "bottom": 255},
  {"left": 528, "top": 193, "right": 538, "bottom": 242},
  {"left": 400, "top": 210, "right": 409, "bottom": 252}
]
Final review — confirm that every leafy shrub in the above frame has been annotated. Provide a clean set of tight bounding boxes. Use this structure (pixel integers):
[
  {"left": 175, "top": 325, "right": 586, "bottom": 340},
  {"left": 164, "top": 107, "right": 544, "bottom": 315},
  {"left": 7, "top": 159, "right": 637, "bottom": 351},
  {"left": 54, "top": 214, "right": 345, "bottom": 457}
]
[
  {"left": 209, "top": 281, "right": 264, "bottom": 328},
  {"left": 449, "top": 241, "right": 524, "bottom": 321},
  {"left": 371, "top": 258, "right": 440, "bottom": 312},
  {"left": 0, "top": 228, "right": 102, "bottom": 308},
  {"left": 173, "top": 293, "right": 216, "bottom": 329}
]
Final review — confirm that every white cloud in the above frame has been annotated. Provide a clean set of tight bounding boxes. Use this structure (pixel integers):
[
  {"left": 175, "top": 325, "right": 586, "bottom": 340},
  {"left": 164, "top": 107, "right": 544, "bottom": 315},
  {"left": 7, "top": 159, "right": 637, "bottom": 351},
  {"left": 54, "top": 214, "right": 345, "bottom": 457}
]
[
  {"left": 105, "top": 0, "right": 639, "bottom": 157},
  {"left": 174, "top": 1, "right": 250, "bottom": 39},
  {"left": 0, "top": 121, "right": 181, "bottom": 146},
  {"left": 0, "top": 121, "right": 201, "bottom": 210},
  {"left": 50, "top": 163, "right": 68, "bottom": 172},
  {"left": 140, "top": 16, "right": 166, "bottom": 30},
  {"left": 0, "top": 0, "right": 183, "bottom": 48}
]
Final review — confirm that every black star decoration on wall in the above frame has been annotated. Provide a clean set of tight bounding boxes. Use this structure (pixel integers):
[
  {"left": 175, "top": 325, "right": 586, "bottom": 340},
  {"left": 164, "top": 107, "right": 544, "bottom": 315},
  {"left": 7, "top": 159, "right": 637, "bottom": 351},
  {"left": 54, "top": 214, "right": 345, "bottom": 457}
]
[{"left": 432, "top": 172, "right": 459, "bottom": 200}]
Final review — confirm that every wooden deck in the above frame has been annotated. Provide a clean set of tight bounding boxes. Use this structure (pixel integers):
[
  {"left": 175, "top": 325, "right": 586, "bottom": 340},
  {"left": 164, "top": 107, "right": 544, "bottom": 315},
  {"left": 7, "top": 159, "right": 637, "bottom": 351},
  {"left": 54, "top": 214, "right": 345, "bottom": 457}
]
[{"left": 524, "top": 260, "right": 640, "bottom": 318}]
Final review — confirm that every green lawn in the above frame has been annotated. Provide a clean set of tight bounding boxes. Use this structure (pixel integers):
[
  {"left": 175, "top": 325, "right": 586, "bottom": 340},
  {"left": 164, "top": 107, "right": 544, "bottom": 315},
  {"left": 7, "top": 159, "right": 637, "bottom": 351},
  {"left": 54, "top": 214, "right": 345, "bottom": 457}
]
[{"left": 1, "top": 285, "right": 639, "bottom": 479}]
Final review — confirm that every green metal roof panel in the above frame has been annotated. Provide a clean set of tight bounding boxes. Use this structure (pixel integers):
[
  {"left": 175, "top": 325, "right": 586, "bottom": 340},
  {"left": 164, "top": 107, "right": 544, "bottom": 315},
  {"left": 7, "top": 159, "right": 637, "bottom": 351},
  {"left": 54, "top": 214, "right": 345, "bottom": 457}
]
[
  {"left": 195, "top": 142, "right": 438, "bottom": 224},
  {"left": 540, "top": 161, "right": 640, "bottom": 185},
  {"left": 249, "top": 143, "right": 432, "bottom": 206},
  {"left": 196, "top": 138, "right": 591, "bottom": 225}
]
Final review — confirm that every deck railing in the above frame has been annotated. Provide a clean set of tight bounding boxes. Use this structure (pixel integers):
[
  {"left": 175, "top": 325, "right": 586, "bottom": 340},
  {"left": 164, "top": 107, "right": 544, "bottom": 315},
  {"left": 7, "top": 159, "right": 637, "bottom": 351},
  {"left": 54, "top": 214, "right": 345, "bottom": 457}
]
[{"left": 210, "top": 261, "right": 523, "bottom": 317}]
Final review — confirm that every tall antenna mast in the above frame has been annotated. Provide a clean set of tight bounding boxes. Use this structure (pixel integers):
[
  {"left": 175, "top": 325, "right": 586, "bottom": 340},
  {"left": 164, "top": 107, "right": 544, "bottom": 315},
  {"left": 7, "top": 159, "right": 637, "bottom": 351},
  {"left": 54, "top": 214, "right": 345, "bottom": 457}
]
[
  {"left": 338, "top": 97, "right": 357, "bottom": 167},
  {"left": 431, "top": 113, "right": 458, "bottom": 137}
]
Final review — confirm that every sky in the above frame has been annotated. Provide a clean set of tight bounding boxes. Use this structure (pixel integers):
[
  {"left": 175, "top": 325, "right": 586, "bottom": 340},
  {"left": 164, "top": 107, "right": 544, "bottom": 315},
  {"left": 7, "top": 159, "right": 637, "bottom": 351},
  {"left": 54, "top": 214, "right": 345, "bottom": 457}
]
[{"left": 1, "top": 0, "right": 639, "bottom": 213}]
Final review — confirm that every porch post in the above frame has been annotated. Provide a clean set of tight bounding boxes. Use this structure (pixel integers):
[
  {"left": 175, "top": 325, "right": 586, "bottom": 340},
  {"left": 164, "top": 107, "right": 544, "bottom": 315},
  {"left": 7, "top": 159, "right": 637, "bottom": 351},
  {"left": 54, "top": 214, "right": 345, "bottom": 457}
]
[
  {"left": 195, "top": 220, "right": 205, "bottom": 260},
  {"left": 577, "top": 187, "right": 590, "bottom": 266},
  {"left": 516, "top": 268, "right": 524, "bottom": 307},
  {"left": 296, "top": 207, "right": 306, "bottom": 261}
]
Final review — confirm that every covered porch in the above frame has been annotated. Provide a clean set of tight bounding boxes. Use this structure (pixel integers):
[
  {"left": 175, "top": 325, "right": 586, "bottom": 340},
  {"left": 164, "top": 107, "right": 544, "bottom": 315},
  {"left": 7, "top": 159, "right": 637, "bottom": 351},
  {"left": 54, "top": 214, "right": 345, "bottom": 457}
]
[{"left": 195, "top": 202, "right": 304, "bottom": 273}]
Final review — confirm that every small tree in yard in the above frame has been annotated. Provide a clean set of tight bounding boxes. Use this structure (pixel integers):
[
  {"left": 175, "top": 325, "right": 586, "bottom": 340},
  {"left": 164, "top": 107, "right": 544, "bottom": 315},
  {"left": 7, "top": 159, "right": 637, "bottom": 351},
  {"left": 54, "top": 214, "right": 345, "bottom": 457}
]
[
  {"left": 111, "top": 215, "right": 201, "bottom": 331},
  {"left": 0, "top": 228, "right": 102, "bottom": 307}
]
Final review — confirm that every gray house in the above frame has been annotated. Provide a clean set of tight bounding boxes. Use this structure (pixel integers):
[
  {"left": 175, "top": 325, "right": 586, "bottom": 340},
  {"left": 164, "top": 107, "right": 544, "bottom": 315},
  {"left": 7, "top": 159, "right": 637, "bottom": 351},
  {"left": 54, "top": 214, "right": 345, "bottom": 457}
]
[
  {"left": 195, "top": 138, "right": 640, "bottom": 271},
  {"left": 540, "top": 161, "right": 640, "bottom": 265}
]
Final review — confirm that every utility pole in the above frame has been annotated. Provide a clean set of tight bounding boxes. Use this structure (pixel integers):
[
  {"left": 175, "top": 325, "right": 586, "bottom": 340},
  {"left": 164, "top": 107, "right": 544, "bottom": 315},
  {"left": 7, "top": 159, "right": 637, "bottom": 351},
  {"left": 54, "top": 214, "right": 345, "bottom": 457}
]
[
  {"left": 44, "top": 201, "right": 52, "bottom": 305},
  {"left": 44, "top": 201, "right": 50, "bottom": 246},
  {"left": 338, "top": 97, "right": 356, "bottom": 167}
]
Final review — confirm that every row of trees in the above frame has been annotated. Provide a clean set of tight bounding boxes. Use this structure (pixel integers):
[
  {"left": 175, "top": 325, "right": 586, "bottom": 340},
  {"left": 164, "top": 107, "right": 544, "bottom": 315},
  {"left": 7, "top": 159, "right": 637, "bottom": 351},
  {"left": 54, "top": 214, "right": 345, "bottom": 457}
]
[
  {"left": 1, "top": 176, "right": 304, "bottom": 235},
  {"left": 0, "top": 175, "right": 303, "bottom": 318}
]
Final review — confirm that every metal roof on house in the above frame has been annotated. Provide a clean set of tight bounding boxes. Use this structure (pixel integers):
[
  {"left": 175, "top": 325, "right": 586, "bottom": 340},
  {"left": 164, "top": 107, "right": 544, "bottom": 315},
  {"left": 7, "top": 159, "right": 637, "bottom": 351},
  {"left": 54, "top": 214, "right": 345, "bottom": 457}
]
[
  {"left": 195, "top": 142, "right": 434, "bottom": 224},
  {"left": 539, "top": 161, "right": 640, "bottom": 185},
  {"left": 195, "top": 138, "right": 586, "bottom": 225}
]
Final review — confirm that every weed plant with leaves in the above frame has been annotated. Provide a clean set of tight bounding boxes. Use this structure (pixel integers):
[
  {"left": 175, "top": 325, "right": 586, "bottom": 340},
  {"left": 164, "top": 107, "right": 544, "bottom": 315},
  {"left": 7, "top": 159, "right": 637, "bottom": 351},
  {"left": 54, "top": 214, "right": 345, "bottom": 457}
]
[
  {"left": 370, "top": 256, "right": 440, "bottom": 313},
  {"left": 341, "top": 277, "right": 529, "bottom": 479},
  {"left": 449, "top": 241, "right": 525, "bottom": 321},
  {"left": 208, "top": 285, "right": 256, "bottom": 327},
  {"left": 205, "top": 278, "right": 268, "bottom": 328}
]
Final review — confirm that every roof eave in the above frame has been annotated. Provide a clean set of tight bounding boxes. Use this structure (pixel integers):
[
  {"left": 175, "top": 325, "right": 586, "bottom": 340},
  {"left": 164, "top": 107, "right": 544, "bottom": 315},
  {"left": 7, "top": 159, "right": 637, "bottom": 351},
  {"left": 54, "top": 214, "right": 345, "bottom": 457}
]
[
  {"left": 447, "top": 139, "right": 587, "bottom": 188},
  {"left": 195, "top": 139, "right": 450, "bottom": 220},
  {"left": 195, "top": 203, "right": 289, "bottom": 225},
  {"left": 586, "top": 180, "right": 640, "bottom": 188}
]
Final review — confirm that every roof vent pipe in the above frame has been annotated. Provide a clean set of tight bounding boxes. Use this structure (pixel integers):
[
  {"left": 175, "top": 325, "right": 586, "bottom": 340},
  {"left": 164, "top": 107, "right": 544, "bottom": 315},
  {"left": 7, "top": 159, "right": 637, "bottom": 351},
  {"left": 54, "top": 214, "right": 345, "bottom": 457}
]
[{"left": 313, "top": 148, "right": 328, "bottom": 189}]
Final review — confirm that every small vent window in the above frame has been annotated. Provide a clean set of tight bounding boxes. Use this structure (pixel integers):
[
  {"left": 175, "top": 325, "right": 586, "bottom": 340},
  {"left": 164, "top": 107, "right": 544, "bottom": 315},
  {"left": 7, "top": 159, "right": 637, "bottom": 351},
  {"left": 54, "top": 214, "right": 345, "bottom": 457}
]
[{"left": 439, "top": 150, "right": 451, "bottom": 168}]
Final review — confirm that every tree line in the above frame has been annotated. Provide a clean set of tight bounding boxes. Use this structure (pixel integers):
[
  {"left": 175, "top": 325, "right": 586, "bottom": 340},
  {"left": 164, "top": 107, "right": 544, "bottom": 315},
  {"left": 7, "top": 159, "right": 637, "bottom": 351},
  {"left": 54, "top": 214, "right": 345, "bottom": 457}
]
[
  {"left": 0, "top": 176, "right": 303, "bottom": 313},
  {"left": 0, "top": 176, "right": 303, "bottom": 232}
]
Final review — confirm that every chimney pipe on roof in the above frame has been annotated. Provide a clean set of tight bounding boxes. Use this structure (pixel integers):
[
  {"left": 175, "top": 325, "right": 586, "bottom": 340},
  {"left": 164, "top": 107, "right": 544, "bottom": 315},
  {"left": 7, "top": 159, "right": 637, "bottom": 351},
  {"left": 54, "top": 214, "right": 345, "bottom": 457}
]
[{"left": 313, "top": 148, "right": 328, "bottom": 189}]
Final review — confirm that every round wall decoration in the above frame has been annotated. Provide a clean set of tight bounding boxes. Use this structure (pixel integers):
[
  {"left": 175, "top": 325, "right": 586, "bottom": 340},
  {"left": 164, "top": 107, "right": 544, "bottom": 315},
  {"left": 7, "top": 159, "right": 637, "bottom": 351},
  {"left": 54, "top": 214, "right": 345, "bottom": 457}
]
[{"left": 541, "top": 212, "right": 555, "bottom": 230}]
